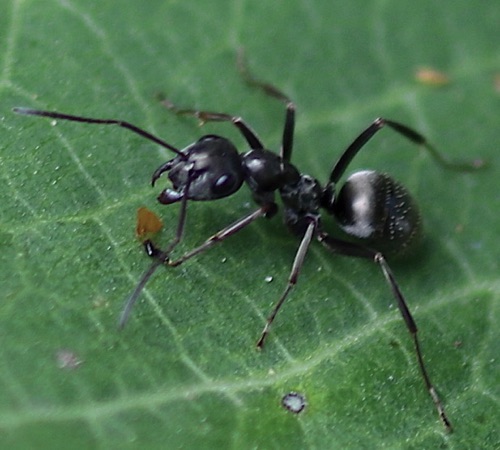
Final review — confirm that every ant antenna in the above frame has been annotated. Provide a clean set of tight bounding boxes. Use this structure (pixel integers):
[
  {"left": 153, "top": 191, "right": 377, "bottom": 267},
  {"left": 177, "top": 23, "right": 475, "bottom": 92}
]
[
  {"left": 118, "top": 171, "right": 194, "bottom": 329},
  {"left": 118, "top": 255, "right": 165, "bottom": 329},
  {"left": 12, "top": 107, "right": 184, "bottom": 157}
]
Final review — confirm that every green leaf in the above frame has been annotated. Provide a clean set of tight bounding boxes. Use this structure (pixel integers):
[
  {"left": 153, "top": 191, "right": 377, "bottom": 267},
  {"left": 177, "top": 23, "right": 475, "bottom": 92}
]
[{"left": 1, "top": 0, "right": 499, "bottom": 448}]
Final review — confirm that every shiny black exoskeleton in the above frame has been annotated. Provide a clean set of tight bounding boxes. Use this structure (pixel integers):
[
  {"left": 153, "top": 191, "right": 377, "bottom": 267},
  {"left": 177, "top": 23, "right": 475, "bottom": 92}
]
[
  {"left": 147, "top": 116, "right": 422, "bottom": 255},
  {"left": 13, "top": 61, "right": 482, "bottom": 432}
]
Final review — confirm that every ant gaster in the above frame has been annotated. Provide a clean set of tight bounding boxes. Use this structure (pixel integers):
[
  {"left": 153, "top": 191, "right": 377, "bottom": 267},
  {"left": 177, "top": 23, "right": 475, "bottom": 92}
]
[{"left": 13, "top": 57, "right": 483, "bottom": 432}]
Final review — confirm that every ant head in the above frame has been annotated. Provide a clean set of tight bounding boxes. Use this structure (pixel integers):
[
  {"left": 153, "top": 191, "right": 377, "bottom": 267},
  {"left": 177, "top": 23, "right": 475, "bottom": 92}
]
[{"left": 153, "top": 135, "right": 245, "bottom": 204}]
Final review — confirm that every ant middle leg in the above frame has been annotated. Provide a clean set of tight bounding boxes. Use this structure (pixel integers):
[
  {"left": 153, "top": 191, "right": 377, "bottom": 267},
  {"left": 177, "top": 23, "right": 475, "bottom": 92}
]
[
  {"left": 166, "top": 202, "right": 277, "bottom": 267},
  {"left": 237, "top": 50, "right": 295, "bottom": 162},
  {"left": 256, "top": 219, "right": 317, "bottom": 349}
]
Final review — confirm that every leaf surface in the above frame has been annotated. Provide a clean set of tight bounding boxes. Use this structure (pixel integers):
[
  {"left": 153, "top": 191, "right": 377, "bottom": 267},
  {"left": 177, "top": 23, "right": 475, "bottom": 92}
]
[{"left": 1, "top": 0, "right": 499, "bottom": 448}]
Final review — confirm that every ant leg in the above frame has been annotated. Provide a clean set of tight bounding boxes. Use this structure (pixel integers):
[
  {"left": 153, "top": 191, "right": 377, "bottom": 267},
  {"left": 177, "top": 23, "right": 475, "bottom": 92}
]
[
  {"left": 329, "top": 117, "right": 485, "bottom": 185},
  {"left": 118, "top": 171, "right": 194, "bottom": 329},
  {"left": 119, "top": 204, "right": 275, "bottom": 339},
  {"left": 159, "top": 97, "right": 264, "bottom": 150},
  {"left": 168, "top": 202, "right": 278, "bottom": 267},
  {"left": 317, "top": 231, "right": 452, "bottom": 432},
  {"left": 237, "top": 50, "right": 295, "bottom": 162},
  {"left": 13, "top": 107, "right": 183, "bottom": 156},
  {"left": 143, "top": 239, "right": 162, "bottom": 258},
  {"left": 256, "top": 219, "right": 317, "bottom": 348}
]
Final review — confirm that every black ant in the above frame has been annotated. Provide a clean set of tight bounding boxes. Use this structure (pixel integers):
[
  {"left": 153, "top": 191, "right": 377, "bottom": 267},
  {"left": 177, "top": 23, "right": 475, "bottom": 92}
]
[{"left": 13, "top": 58, "right": 484, "bottom": 432}]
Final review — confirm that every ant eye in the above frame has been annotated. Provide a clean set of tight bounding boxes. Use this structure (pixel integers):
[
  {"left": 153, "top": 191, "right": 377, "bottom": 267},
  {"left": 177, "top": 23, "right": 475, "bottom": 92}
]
[{"left": 212, "top": 173, "right": 236, "bottom": 196}]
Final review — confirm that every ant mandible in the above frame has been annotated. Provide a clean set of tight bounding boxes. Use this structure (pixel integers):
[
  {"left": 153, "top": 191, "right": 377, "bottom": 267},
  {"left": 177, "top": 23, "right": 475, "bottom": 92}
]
[{"left": 13, "top": 56, "right": 483, "bottom": 432}]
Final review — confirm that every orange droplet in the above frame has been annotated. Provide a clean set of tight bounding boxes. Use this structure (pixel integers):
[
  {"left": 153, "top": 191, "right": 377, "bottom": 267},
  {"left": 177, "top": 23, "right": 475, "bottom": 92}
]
[
  {"left": 415, "top": 67, "right": 450, "bottom": 86},
  {"left": 494, "top": 73, "right": 500, "bottom": 94},
  {"left": 136, "top": 206, "right": 163, "bottom": 239}
]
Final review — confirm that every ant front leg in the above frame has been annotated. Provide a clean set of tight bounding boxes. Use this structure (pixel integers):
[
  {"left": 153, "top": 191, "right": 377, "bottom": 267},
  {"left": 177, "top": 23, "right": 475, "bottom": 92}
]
[
  {"left": 317, "top": 231, "right": 452, "bottom": 432},
  {"left": 124, "top": 199, "right": 278, "bottom": 329},
  {"left": 118, "top": 173, "right": 193, "bottom": 329},
  {"left": 159, "top": 96, "right": 264, "bottom": 150}
]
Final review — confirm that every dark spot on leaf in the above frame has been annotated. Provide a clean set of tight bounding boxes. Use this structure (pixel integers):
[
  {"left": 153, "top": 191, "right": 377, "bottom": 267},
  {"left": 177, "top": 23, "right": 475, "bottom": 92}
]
[
  {"left": 282, "top": 392, "right": 307, "bottom": 414},
  {"left": 55, "top": 349, "right": 83, "bottom": 370}
]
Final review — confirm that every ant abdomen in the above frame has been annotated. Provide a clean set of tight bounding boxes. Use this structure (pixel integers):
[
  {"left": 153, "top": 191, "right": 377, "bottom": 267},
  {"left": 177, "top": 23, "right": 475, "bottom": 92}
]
[{"left": 333, "top": 170, "right": 421, "bottom": 255}]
